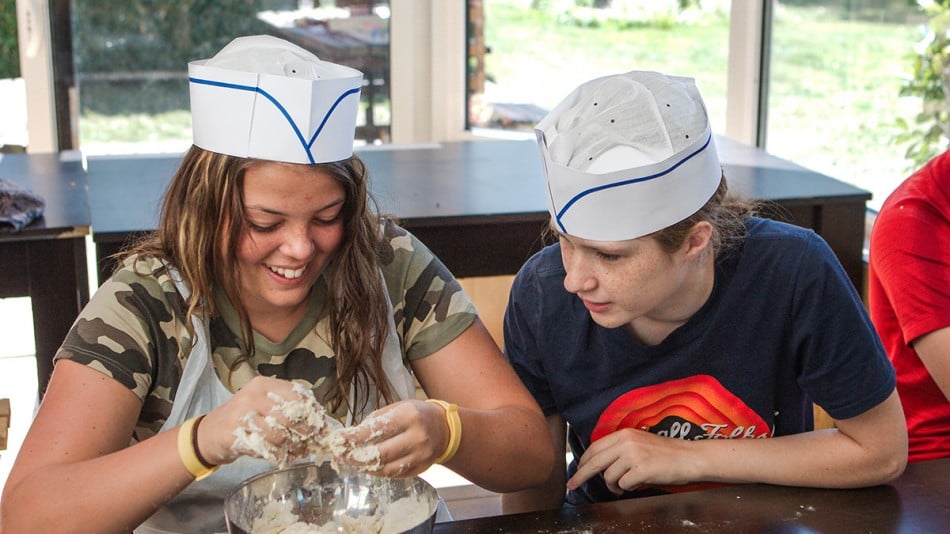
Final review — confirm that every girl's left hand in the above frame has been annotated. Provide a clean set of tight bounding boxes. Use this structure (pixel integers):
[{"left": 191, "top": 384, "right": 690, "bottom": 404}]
[
  {"left": 330, "top": 400, "right": 450, "bottom": 478},
  {"left": 567, "top": 427, "right": 698, "bottom": 494}
]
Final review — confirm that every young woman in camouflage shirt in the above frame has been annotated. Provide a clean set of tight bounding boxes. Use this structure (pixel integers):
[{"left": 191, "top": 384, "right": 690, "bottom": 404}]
[{"left": 1, "top": 37, "right": 554, "bottom": 533}]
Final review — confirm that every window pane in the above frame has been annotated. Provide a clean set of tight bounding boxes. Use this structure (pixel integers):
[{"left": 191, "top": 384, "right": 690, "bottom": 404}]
[
  {"left": 71, "top": 0, "right": 391, "bottom": 155},
  {"left": 766, "top": 1, "right": 923, "bottom": 211},
  {"left": 468, "top": 1, "right": 731, "bottom": 137},
  {"left": 0, "top": 0, "right": 26, "bottom": 151}
]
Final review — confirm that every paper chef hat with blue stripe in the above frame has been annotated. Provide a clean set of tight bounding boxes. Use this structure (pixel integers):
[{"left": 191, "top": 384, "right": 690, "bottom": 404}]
[
  {"left": 535, "top": 71, "right": 722, "bottom": 241},
  {"left": 188, "top": 35, "right": 362, "bottom": 164}
]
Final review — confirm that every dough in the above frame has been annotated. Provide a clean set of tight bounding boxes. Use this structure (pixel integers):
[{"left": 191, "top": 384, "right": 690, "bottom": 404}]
[
  {"left": 249, "top": 495, "right": 431, "bottom": 534},
  {"left": 232, "top": 383, "right": 343, "bottom": 468},
  {"left": 231, "top": 382, "right": 386, "bottom": 473}
]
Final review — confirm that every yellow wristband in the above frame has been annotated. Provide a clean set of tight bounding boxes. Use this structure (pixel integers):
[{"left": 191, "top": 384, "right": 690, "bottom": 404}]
[
  {"left": 177, "top": 415, "right": 219, "bottom": 481},
  {"left": 426, "top": 399, "right": 462, "bottom": 464}
]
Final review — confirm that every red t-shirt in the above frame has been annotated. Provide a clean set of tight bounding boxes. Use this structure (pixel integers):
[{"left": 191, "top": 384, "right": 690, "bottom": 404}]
[{"left": 868, "top": 150, "right": 950, "bottom": 462}]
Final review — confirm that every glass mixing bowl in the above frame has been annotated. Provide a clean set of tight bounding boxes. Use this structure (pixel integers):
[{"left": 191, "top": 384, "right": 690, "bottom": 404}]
[{"left": 224, "top": 461, "right": 439, "bottom": 533}]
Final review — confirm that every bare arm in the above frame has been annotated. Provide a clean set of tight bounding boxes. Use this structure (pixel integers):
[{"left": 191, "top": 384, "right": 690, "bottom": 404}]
[
  {"left": 0, "top": 360, "right": 195, "bottom": 532},
  {"left": 410, "top": 317, "right": 555, "bottom": 493},
  {"left": 912, "top": 326, "right": 950, "bottom": 401},
  {"left": 568, "top": 390, "right": 907, "bottom": 494},
  {"left": 1, "top": 360, "right": 323, "bottom": 532},
  {"left": 501, "top": 414, "right": 567, "bottom": 514}
]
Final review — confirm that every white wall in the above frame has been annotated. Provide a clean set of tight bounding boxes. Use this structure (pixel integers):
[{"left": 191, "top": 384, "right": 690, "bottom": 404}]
[{"left": 15, "top": 0, "right": 57, "bottom": 152}]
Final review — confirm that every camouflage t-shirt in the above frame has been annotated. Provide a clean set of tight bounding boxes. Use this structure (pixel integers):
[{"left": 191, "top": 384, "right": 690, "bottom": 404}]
[{"left": 54, "top": 222, "right": 476, "bottom": 442}]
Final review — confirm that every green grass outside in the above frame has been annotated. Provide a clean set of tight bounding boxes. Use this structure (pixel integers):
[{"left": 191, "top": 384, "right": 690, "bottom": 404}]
[
  {"left": 479, "top": 1, "right": 923, "bottom": 208},
  {"left": 766, "top": 6, "right": 921, "bottom": 207},
  {"left": 481, "top": 2, "right": 731, "bottom": 111},
  {"left": 78, "top": 2, "right": 926, "bottom": 207}
]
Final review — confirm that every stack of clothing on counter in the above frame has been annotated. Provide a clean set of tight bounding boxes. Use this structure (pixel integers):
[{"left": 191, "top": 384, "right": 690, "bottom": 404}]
[{"left": 0, "top": 177, "right": 45, "bottom": 232}]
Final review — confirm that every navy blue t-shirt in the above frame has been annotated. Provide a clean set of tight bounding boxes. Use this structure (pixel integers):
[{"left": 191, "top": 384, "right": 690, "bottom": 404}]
[{"left": 504, "top": 217, "right": 895, "bottom": 505}]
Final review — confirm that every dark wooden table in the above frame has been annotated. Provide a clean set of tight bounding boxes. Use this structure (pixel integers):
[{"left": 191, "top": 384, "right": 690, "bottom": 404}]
[
  {"left": 87, "top": 138, "right": 871, "bottom": 290},
  {"left": 86, "top": 141, "right": 554, "bottom": 283},
  {"left": 435, "top": 458, "right": 950, "bottom": 533},
  {"left": 0, "top": 152, "right": 90, "bottom": 397}
]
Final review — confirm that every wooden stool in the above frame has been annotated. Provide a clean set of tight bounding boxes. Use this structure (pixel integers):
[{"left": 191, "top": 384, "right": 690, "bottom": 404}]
[{"left": 0, "top": 398, "right": 10, "bottom": 450}]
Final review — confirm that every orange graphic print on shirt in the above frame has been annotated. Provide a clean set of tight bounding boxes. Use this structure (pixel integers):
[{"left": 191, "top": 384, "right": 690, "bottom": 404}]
[
  {"left": 592, "top": 375, "right": 772, "bottom": 442},
  {"left": 591, "top": 375, "right": 772, "bottom": 493}
]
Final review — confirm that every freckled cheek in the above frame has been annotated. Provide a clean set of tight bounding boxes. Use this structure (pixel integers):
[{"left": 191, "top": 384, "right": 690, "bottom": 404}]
[
  {"left": 597, "top": 271, "right": 626, "bottom": 295},
  {"left": 604, "top": 265, "right": 652, "bottom": 297},
  {"left": 234, "top": 232, "right": 277, "bottom": 264}
]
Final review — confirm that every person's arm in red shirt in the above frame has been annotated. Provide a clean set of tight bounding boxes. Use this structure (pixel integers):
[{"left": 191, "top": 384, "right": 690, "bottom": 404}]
[{"left": 913, "top": 326, "right": 950, "bottom": 401}]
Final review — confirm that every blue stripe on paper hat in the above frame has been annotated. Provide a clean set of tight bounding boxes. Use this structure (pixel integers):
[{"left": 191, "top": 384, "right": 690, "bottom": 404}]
[
  {"left": 188, "top": 35, "right": 363, "bottom": 164},
  {"left": 535, "top": 71, "right": 722, "bottom": 241}
]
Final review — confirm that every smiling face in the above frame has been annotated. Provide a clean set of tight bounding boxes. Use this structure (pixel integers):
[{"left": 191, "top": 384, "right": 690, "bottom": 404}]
[
  {"left": 558, "top": 222, "right": 715, "bottom": 341},
  {"left": 233, "top": 161, "right": 346, "bottom": 322}
]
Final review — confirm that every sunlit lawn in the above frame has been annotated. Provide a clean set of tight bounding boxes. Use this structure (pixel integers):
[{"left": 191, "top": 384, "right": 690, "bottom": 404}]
[
  {"left": 766, "top": 6, "right": 921, "bottom": 206},
  {"left": 480, "top": 1, "right": 923, "bottom": 208},
  {"left": 78, "top": 2, "right": 925, "bottom": 207},
  {"left": 481, "top": 2, "right": 730, "bottom": 117}
]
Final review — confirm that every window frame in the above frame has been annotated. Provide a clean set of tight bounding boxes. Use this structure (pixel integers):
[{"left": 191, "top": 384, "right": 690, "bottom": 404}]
[{"left": 28, "top": 0, "right": 769, "bottom": 149}]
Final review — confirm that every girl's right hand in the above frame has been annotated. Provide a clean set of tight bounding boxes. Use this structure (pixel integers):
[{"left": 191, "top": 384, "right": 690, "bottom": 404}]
[{"left": 194, "top": 376, "right": 330, "bottom": 466}]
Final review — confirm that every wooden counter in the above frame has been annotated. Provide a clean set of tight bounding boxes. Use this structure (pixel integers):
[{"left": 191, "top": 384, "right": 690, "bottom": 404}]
[
  {"left": 87, "top": 138, "right": 871, "bottom": 289},
  {"left": 0, "top": 152, "right": 90, "bottom": 396},
  {"left": 434, "top": 458, "right": 949, "bottom": 533},
  {"left": 0, "top": 138, "right": 873, "bottom": 399}
]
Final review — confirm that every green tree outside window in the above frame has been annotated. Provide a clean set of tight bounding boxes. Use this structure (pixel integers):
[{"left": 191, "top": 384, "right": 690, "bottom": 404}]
[{"left": 896, "top": 0, "right": 950, "bottom": 168}]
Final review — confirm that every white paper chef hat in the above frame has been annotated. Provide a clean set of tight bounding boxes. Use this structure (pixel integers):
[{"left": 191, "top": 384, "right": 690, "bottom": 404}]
[
  {"left": 535, "top": 70, "right": 721, "bottom": 241},
  {"left": 188, "top": 35, "right": 363, "bottom": 164}
]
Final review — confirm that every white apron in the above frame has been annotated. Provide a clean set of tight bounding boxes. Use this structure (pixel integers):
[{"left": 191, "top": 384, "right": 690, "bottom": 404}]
[{"left": 135, "top": 268, "right": 440, "bottom": 533}]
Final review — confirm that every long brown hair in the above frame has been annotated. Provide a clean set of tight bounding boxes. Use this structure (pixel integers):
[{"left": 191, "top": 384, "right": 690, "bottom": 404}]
[{"left": 123, "top": 146, "right": 394, "bottom": 416}]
